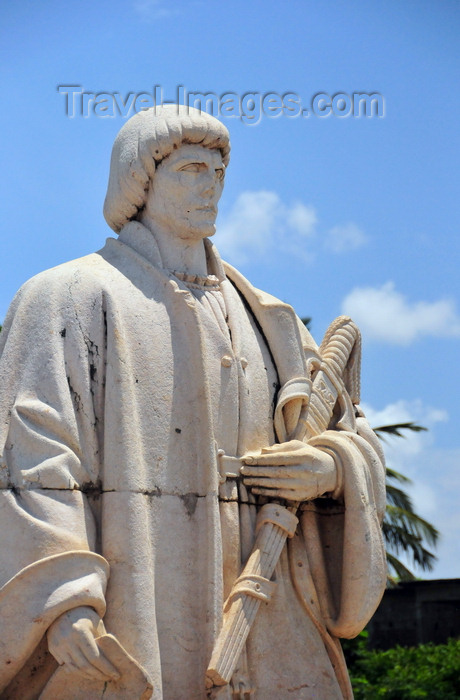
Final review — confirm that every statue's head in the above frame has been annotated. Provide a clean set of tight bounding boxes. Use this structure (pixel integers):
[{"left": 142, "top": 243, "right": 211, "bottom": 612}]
[{"left": 103, "top": 105, "right": 230, "bottom": 234}]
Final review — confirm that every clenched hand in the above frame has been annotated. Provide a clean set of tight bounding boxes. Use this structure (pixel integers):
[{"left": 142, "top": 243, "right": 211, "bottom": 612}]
[
  {"left": 241, "top": 439, "right": 337, "bottom": 501},
  {"left": 47, "top": 606, "right": 120, "bottom": 682}
]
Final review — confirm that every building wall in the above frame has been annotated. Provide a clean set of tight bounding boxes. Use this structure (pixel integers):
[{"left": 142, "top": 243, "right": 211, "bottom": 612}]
[{"left": 368, "top": 579, "right": 460, "bottom": 649}]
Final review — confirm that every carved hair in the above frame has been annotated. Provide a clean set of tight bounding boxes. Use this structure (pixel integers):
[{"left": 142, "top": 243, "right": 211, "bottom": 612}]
[{"left": 103, "top": 105, "right": 231, "bottom": 233}]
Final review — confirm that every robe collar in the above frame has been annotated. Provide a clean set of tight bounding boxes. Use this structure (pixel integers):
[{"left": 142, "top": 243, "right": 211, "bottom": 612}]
[
  {"left": 117, "top": 221, "right": 164, "bottom": 269},
  {"left": 117, "top": 221, "right": 226, "bottom": 282}
]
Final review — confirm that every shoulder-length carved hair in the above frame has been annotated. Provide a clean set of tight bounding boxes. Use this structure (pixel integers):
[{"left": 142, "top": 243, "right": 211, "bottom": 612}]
[{"left": 103, "top": 105, "right": 231, "bottom": 233}]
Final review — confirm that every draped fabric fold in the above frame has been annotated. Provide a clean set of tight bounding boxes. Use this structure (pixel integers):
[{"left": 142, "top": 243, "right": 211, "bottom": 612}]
[{"left": 0, "top": 223, "right": 386, "bottom": 699}]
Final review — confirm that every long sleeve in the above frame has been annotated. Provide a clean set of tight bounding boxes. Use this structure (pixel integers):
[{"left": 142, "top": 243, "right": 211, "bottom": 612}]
[
  {"left": 296, "top": 414, "right": 387, "bottom": 639},
  {"left": 0, "top": 267, "right": 109, "bottom": 692}
]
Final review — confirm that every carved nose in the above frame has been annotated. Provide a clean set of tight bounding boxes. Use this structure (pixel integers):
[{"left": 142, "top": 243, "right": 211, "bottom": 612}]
[
  {"left": 202, "top": 171, "right": 220, "bottom": 196},
  {"left": 202, "top": 180, "right": 216, "bottom": 197}
]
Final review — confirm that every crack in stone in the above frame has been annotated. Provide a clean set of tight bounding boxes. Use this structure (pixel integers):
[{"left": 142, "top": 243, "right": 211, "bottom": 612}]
[
  {"left": 0, "top": 484, "right": 257, "bottom": 510},
  {"left": 0, "top": 484, "right": 212, "bottom": 499},
  {"left": 287, "top": 682, "right": 310, "bottom": 692}
]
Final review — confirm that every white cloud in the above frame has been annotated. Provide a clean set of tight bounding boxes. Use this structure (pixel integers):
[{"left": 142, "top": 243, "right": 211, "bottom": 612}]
[
  {"left": 361, "top": 398, "right": 445, "bottom": 516},
  {"left": 216, "top": 190, "right": 281, "bottom": 262},
  {"left": 286, "top": 202, "right": 317, "bottom": 238},
  {"left": 362, "top": 398, "right": 447, "bottom": 473},
  {"left": 362, "top": 399, "right": 459, "bottom": 579},
  {"left": 217, "top": 189, "right": 365, "bottom": 264},
  {"left": 134, "top": 0, "right": 179, "bottom": 20},
  {"left": 324, "top": 222, "right": 368, "bottom": 253},
  {"left": 362, "top": 398, "right": 448, "bottom": 430},
  {"left": 217, "top": 190, "right": 317, "bottom": 264},
  {"left": 342, "top": 281, "right": 460, "bottom": 345}
]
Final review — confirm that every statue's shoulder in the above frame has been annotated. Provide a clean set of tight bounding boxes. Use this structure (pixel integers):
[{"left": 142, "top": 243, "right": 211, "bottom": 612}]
[
  {"left": 2, "top": 252, "right": 117, "bottom": 336},
  {"left": 222, "top": 261, "right": 280, "bottom": 305},
  {"left": 17, "top": 251, "right": 114, "bottom": 301},
  {"left": 0, "top": 252, "right": 116, "bottom": 353},
  {"left": 223, "top": 260, "right": 319, "bottom": 355}
]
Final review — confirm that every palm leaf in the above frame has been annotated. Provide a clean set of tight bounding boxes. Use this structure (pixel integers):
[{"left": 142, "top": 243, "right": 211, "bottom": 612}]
[
  {"left": 374, "top": 422, "right": 427, "bottom": 440},
  {"left": 383, "top": 506, "right": 439, "bottom": 574},
  {"left": 386, "top": 552, "right": 417, "bottom": 583},
  {"left": 386, "top": 482, "right": 413, "bottom": 511},
  {"left": 372, "top": 421, "right": 439, "bottom": 581},
  {"left": 386, "top": 466, "right": 411, "bottom": 483},
  {"left": 385, "top": 505, "right": 439, "bottom": 547}
]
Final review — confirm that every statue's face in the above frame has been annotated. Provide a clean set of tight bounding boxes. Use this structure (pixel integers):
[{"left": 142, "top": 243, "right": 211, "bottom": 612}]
[{"left": 142, "top": 143, "right": 225, "bottom": 241}]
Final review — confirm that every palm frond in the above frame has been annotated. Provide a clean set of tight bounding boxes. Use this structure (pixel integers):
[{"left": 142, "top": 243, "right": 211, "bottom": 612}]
[
  {"left": 383, "top": 505, "right": 439, "bottom": 572},
  {"left": 374, "top": 422, "right": 428, "bottom": 440},
  {"left": 371, "top": 420, "right": 438, "bottom": 580},
  {"left": 386, "top": 552, "right": 417, "bottom": 582},
  {"left": 386, "top": 482, "right": 413, "bottom": 511},
  {"left": 386, "top": 466, "right": 411, "bottom": 484},
  {"left": 385, "top": 505, "right": 439, "bottom": 547}
]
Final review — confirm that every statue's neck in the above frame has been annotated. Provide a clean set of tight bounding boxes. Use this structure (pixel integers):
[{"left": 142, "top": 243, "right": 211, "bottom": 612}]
[{"left": 139, "top": 218, "right": 209, "bottom": 277}]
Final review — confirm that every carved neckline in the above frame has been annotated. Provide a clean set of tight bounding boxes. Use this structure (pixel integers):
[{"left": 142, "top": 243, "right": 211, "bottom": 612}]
[{"left": 171, "top": 270, "right": 221, "bottom": 291}]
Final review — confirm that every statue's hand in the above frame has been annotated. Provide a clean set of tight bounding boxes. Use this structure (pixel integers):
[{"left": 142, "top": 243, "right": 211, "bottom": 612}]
[
  {"left": 241, "top": 439, "right": 337, "bottom": 502},
  {"left": 47, "top": 605, "right": 120, "bottom": 682}
]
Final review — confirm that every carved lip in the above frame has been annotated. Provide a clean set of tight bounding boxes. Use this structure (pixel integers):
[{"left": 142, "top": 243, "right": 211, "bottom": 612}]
[{"left": 196, "top": 206, "right": 217, "bottom": 214}]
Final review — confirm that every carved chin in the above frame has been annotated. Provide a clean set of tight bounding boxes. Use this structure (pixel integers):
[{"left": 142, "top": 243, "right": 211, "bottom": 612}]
[{"left": 176, "top": 222, "right": 216, "bottom": 240}]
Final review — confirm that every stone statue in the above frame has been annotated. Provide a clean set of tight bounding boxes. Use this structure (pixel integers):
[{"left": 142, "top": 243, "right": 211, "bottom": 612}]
[{"left": 0, "top": 106, "right": 387, "bottom": 699}]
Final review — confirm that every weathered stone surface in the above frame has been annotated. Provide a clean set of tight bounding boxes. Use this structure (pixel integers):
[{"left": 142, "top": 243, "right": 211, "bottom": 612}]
[{"left": 0, "top": 106, "right": 387, "bottom": 699}]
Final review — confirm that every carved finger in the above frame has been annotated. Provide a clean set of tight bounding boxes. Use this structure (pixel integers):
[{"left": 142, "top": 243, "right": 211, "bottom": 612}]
[
  {"left": 69, "top": 647, "right": 112, "bottom": 682},
  {"left": 251, "top": 487, "right": 299, "bottom": 500},
  {"left": 78, "top": 635, "right": 120, "bottom": 680},
  {"left": 243, "top": 477, "right": 305, "bottom": 490},
  {"left": 63, "top": 659, "right": 81, "bottom": 673},
  {"left": 241, "top": 465, "right": 306, "bottom": 478},
  {"left": 51, "top": 650, "right": 65, "bottom": 665},
  {"left": 90, "top": 653, "right": 120, "bottom": 681},
  {"left": 243, "top": 453, "right": 304, "bottom": 466},
  {"left": 57, "top": 654, "right": 93, "bottom": 678},
  {"left": 260, "top": 440, "right": 306, "bottom": 454}
]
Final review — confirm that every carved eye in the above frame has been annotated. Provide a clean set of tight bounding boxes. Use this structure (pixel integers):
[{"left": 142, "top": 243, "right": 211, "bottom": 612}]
[{"left": 179, "top": 163, "right": 202, "bottom": 173}]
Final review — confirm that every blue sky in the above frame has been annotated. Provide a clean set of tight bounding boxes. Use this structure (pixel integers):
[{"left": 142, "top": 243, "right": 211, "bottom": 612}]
[{"left": 1, "top": 0, "right": 459, "bottom": 579}]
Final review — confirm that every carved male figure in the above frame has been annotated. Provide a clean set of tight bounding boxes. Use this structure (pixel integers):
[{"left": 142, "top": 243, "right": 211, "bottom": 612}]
[{"left": 0, "top": 106, "right": 387, "bottom": 699}]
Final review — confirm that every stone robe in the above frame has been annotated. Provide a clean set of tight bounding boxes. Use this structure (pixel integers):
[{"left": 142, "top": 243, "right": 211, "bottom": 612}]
[{"left": 0, "top": 222, "right": 387, "bottom": 699}]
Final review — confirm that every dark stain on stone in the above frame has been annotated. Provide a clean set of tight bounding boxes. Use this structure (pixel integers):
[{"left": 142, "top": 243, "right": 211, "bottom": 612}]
[
  {"left": 67, "top": 376, "right": 83, "bottom": 412},
  {"left": 81, "top": 479, "right": 103, "bottom": 497},
  {"left": 144, "top": 486, "right": 162, "bottom": 499},
  {"left": 103, "top": 310, "right": 108, "bottom": 350},
  {"left": 175, "top": 427, "right": 181, "bottom": 434},
  {"left": 180, "top": 492, "right": 198, "bottom": 517},
  {"left": 84, "top": 336, "right": 99, "bottom": 358},
  {"left": 60, "top": 328, "right": 66, "bottom": 338}
]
